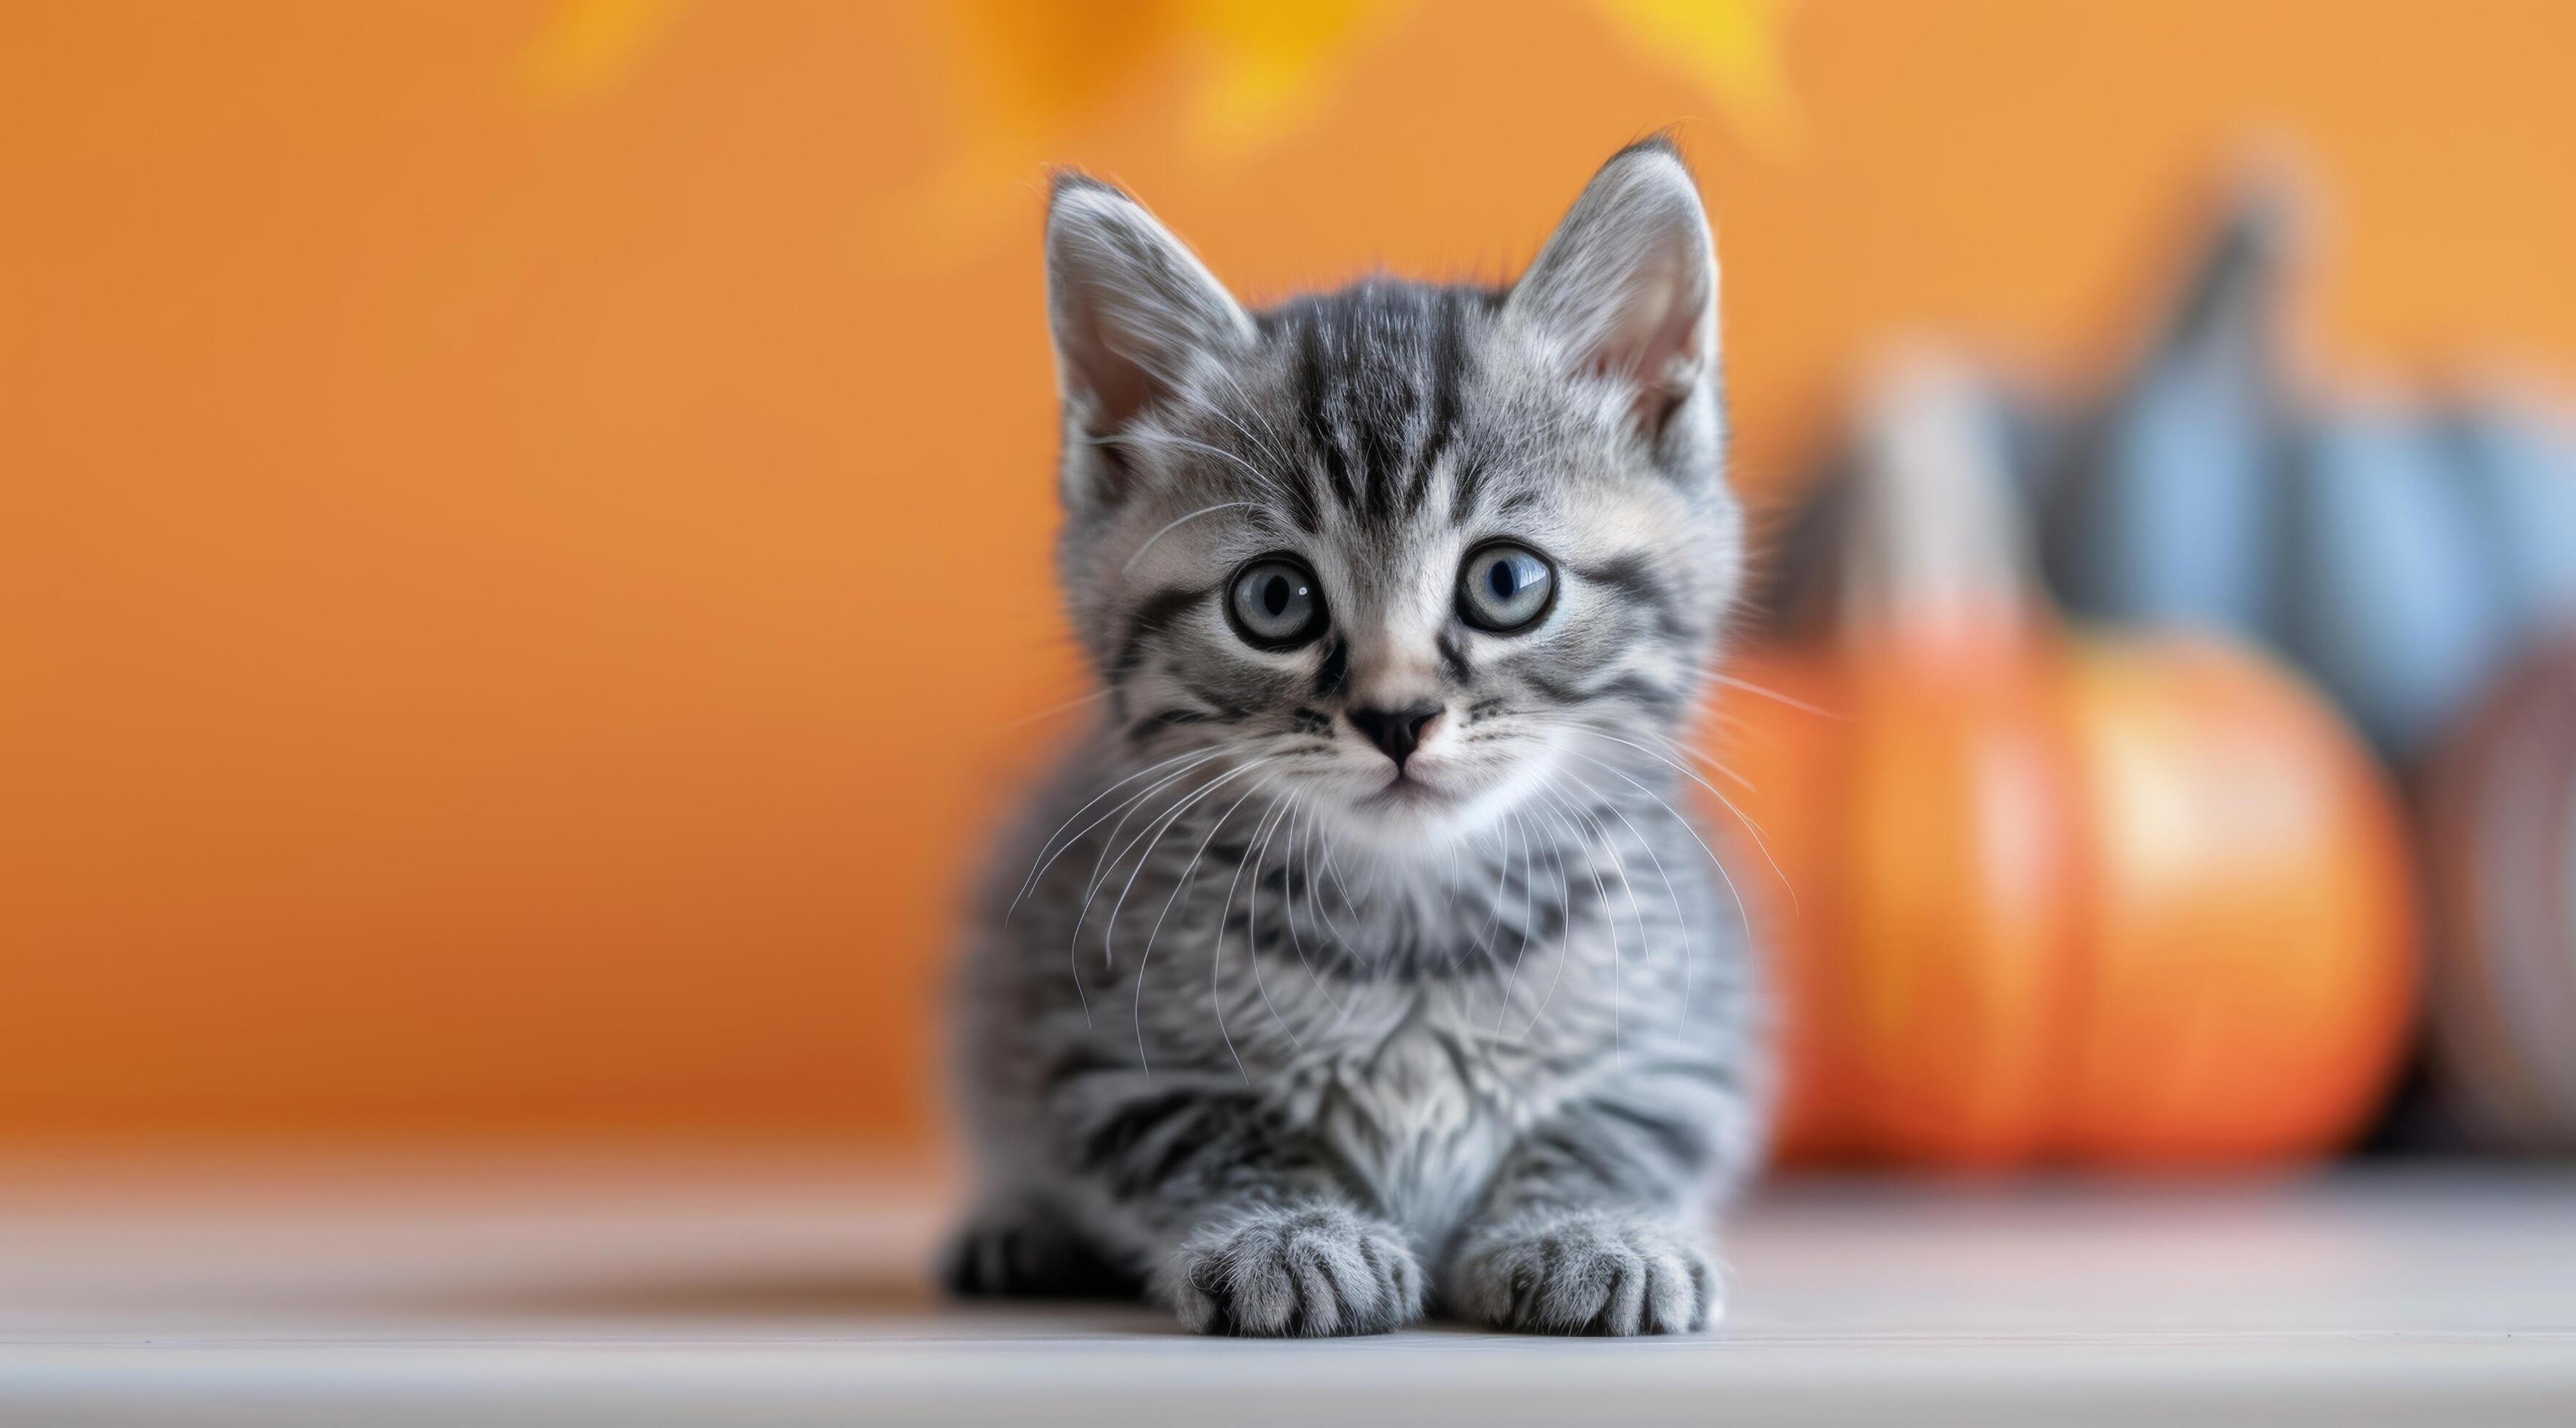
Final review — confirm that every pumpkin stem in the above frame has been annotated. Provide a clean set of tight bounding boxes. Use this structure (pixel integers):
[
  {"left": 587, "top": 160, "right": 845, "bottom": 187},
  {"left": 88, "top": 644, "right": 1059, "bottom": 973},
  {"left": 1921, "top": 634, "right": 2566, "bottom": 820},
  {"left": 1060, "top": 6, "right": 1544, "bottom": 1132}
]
[
  {"left": 1822, "top": 350, "right": 2043, "bottom": 655},
  {"left": 2148, "top": 174, "right": 2293, "bottom": 377}
]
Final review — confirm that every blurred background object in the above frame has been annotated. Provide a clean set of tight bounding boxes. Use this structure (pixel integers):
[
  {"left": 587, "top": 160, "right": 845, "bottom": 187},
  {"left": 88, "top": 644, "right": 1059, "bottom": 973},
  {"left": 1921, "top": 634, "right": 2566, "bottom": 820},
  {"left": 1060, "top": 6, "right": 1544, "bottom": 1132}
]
[
  {"left": 1736, "top": 358, "right": 2416, "bottom": 1168},
  {"left": 1767, "top": 161, "right": 2576, "bottom": 1159},
  {"left": 4, "top": 0, "right": 2575, "bottom": 1169},
  {"left": 2423, "top": 642, "right": 2576, "bottom": 1152},
  {"left": 2032, "top": 185, "right": 2576, "bottom": 762}
]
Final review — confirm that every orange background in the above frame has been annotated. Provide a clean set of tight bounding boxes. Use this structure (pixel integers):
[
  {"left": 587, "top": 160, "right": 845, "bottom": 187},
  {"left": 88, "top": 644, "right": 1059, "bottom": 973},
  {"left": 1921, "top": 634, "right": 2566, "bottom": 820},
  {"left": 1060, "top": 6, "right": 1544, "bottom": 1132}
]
[{"left": 6, "top": 1, "right": 2574, "bottom": 1146}]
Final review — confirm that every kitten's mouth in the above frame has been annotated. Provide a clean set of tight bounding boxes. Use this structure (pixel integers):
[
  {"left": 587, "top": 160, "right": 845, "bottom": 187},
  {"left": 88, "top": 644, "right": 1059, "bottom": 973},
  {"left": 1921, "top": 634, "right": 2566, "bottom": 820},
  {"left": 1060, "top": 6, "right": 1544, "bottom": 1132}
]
[{"left": 1364, "top": 770, "right": 1447, "bottom": 806}]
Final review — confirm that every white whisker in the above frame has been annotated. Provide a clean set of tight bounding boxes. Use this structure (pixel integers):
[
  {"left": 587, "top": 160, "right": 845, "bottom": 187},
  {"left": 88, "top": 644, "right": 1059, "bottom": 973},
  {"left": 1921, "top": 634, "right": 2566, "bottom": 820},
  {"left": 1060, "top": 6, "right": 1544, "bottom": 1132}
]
[
  {"left": 1582, "top": 729, "right": 1796, "bottom": 909},
  {"left": 1539, "top": 780, "right": 1645, "bottom": 1072},
  {"left": 1086, "top": 428, "right": 1295, "bottom": 509},
  {"left": 1308, "top": 814, "right": 1371, "bottom": 1036},
  {"left": 1713, "top": 670, "right": 1844, "bottom": 720},
  {"left": 1470, "top": 801, "right": 1515, "bottom": 967},
  {"left": 1280, "top": 803, "right": 1348, "bottom": 1019},
  {"left": 995, "top": 684, "right": 1113, "bottom": 733},
  {"left": 1073, "top": 758, "right": 1244, "bottom": 971},
  {"left": 1122, "top": 501, "right": 1264, "bottom": 573},
  {"left": 1065, "top": 755, "right": 1226, "bottom": 927},
  {"left": 1241, "top": 791, "right": 1303, "bottom": 1046},
  {"left": 1014, "top": 746, "right": 1214, "bottom": 913},
  {"left": 1306, "top": 815, "right": 1363, "bottom": 952},
  {"left": 1520, "top": 801, "right": 1576, "bottom": 1040},
  {"left": 1560, "top": 761, "right": 1713, "bottom": 1025},
  {"left": 1142, "top": 774, "right": 1273, "bottom": 1078},
  {"left": 1490, "top": 808, "right": 1538, "bottom": 1035},
  {"left": 1641, "top": 725, "right": 1758, "bottom": 793},
  {"left": 1564, "top": 745, "right": 1758, "bottom": 994},
  {"left": 1202, "top": 361, "right": 1300, "bottom": 473},
  {"left": 1099, "top": 758, "right": 1272, "bottom": 976},
  {"left": 1519, "top": 790, "right": 1603, "bottom": 1049}
]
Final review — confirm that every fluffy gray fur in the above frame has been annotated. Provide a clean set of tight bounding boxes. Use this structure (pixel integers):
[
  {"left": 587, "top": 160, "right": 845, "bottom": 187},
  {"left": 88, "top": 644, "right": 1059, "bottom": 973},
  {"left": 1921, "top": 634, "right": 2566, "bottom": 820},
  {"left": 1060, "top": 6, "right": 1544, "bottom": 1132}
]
[{"left": 946, "top": 139, "right": 1765, "bottom": 1337}]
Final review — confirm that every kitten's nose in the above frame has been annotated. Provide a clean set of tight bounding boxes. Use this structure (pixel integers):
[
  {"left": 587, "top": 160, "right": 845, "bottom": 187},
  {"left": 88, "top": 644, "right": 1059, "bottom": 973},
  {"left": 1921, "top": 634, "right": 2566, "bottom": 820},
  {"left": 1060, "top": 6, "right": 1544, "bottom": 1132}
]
[{"left": 1346, "top": 702, "right": 1443, "bottom": 772}]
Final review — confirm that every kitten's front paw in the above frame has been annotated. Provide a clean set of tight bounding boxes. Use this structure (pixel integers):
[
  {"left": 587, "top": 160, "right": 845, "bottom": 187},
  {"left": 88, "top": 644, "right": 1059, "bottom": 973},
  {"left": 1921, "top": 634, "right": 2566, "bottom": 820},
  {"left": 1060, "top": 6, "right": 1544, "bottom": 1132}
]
[
  {"left": 1159, "top": 1204, "right": 1424, "bottom": 1336},
  {"left": 1449, "top": 1211, "right": 1719, "bottom": 1335}
]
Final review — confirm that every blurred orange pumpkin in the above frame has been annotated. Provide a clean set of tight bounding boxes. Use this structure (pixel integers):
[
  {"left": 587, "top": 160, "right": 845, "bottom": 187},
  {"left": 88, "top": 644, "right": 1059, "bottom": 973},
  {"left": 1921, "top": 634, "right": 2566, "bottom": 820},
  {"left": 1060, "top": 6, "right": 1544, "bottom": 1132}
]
[{"left": 1723, "top": 358, "right": 2418, "bottom": 1167}]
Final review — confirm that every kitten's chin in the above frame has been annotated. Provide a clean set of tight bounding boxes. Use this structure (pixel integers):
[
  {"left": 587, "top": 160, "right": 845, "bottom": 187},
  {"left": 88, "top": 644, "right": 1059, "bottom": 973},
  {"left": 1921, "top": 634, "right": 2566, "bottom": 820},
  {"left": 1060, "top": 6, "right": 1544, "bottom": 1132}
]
[
  {"left": 1314, "top": 750, "right": 1560, "bottom": 855},
  {"left": 1323, "top": 796, "right": 1458, "bottom": 858}
]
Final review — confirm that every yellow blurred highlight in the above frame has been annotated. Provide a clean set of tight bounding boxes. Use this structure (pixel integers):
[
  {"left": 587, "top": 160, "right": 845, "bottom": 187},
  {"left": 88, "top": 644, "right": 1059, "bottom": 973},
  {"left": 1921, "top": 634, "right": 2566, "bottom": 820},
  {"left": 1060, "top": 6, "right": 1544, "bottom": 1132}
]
[
  {"left": 1594, "top": 0, "right": 1805, "bottom": 162},
  {"left": 1179, "top": 0, "right": 1392, "bottom": 160},
  {"left": 514, "top": 0, "right": 680, "bottom": 106},
  {"left": 916, "top": 0, "right": 1802, "bottom": 246}
]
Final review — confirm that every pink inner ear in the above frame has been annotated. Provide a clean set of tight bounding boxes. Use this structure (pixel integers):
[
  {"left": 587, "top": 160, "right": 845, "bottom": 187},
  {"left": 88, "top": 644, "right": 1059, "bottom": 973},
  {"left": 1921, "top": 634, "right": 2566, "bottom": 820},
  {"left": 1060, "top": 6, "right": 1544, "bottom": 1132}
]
[
  {"left": 1060, "top": 293, "right": 1164, "bottom": 436},
  {"left": 1594, "top": 262, "right": 1708, "bottom": 438}
]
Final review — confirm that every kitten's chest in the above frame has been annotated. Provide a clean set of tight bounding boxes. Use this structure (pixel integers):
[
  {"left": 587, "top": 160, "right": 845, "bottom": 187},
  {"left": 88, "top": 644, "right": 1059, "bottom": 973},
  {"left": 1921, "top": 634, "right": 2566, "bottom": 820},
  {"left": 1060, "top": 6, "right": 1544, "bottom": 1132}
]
[{"left": 1266, "top": 989, "right": 1561, "bottom": 1241}]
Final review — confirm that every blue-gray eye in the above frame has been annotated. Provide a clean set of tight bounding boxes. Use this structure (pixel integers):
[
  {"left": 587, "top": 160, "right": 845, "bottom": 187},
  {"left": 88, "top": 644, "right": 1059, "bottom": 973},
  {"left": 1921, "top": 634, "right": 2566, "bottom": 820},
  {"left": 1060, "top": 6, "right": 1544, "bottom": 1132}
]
[
  {"left": 1458, "top": 543, "right": 1555, "bottom": 632},
  {"left": 1228, "top": 557, "right": 1326, "bottom": 648}
]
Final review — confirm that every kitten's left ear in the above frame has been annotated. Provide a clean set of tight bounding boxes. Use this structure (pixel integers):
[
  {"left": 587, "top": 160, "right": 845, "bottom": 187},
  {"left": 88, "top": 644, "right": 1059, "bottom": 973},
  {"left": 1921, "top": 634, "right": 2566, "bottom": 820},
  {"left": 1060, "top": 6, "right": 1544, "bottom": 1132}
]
[{"left": 1506, "top": 138, "right": 1721, "bottom": 455}]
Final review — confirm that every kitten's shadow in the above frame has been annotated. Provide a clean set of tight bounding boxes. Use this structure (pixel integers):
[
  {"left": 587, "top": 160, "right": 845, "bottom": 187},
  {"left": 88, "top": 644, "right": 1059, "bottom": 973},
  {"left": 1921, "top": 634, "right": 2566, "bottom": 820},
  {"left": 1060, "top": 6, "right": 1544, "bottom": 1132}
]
[
  {"left": 428, "top": 1267, "right": 932, "bottom": 1320},
  {"left": 401, "top": 1267, "right": 1171, "bottom": 1330},
  {"left": 405, "top": 1273, "right": 1558, "bottom": 1340}
]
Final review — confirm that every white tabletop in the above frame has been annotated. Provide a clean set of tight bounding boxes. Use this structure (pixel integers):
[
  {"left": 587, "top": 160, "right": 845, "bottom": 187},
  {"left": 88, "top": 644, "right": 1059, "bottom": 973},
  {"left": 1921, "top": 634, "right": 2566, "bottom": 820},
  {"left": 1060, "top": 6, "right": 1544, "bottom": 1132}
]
[{"left": 3, "top": 1146, "right": 2571, "bottom": 1425}]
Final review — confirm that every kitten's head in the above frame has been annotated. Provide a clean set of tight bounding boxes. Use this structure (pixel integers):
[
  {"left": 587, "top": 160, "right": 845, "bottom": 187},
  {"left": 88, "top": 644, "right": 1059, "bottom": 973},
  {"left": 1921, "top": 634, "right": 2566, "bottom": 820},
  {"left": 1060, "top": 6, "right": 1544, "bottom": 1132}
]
[{"left": 1045, "top": 141, "right": 1743, "bottom": 852}]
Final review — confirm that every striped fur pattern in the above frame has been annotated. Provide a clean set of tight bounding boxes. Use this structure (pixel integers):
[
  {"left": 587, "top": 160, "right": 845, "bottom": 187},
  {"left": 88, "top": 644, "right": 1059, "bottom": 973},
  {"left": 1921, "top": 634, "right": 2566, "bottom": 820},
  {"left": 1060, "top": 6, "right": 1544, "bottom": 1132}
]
[{"left": 947, "top": 140, "right": 1766, "bottom": 1336}]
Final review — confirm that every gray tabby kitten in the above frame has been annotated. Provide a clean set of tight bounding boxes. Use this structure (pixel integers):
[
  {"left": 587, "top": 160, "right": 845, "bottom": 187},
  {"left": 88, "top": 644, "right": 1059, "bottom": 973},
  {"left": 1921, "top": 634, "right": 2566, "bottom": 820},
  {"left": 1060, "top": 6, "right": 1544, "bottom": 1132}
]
[{"left": 946, "top": 139, "right": 1763, "bottom": 1337}]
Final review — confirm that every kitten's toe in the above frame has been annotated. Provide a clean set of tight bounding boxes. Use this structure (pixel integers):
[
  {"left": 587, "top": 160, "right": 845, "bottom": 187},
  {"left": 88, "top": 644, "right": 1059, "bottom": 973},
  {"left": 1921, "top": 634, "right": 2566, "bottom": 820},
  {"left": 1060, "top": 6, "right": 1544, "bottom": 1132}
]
[
  {"left": 1159, "top": 1204, "right": 1424, "bottom": 1336},
  {"left": 1450, "top": 1211, "right": 1720, "bottom": 1335}
]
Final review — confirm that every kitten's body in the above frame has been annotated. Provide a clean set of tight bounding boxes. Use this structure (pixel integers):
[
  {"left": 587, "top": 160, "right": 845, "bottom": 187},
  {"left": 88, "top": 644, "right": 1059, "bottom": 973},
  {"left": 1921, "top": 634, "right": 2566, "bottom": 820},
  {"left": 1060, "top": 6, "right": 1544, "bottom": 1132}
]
[{"left": 949, "top": 142, "right": 1765, "bottom": 1336}]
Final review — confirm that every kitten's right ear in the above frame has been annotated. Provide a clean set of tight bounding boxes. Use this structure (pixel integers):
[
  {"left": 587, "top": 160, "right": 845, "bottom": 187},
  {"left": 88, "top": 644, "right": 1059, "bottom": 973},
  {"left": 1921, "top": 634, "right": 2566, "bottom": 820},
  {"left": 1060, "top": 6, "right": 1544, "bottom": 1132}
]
[{"left": 1045, "top": 173, "right": 1252, "bottom": 501}]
